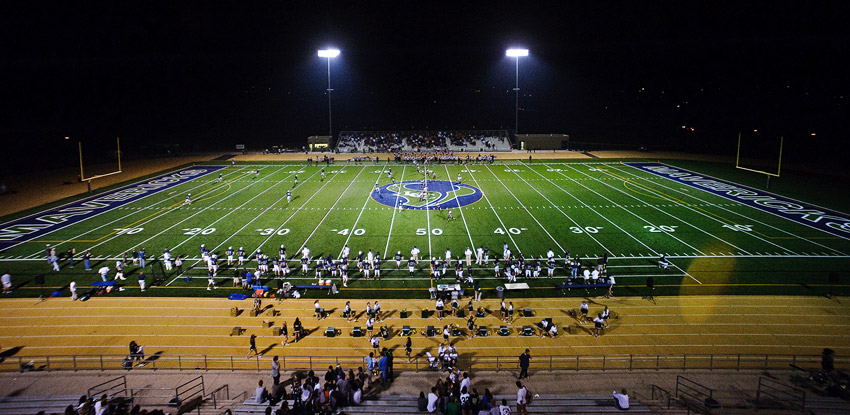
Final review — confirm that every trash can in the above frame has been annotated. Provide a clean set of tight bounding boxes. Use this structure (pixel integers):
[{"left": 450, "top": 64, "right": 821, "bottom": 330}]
[{"left": 496, "top": 286, "right": 504, "bottom": 298}]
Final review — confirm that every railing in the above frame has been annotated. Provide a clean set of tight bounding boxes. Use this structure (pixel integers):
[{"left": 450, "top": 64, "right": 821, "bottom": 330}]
[
  {"left": 87, "top": 375, "right": 128, "bottom": 399},
  {"left": 3, "top": 353, "right": 845, "bottom": 373},
  {"left": 676, "top": 375, "right": 720, "bottom": 413},
  {"left": 650, "top": 384, "right": 673, "bottom": 409},
  {"left": 175, "top": 375, "right": 205, "bottom": 405},
  {"left": 206, "top": 384, "right": 229, "bottom": 410},
  {"left": 87, "top": 375, "right": 204, "bottom": 408},
  {"left": 756, "top": 376, "right": 806, "bottom": 412}
]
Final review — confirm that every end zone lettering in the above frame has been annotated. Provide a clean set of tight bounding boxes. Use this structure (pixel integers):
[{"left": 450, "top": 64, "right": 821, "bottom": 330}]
[
  {"left": 0, "top": 166, "right": 225, "bottom": 249},
  {"left": 626, "top": 162, "right": 850, "bottom": 239}
]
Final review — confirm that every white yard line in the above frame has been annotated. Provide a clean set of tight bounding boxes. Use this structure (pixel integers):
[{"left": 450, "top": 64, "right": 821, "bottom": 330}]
[
  {"left": 564, "top": 164, "right": 757, "bottom": 255},
  {"left": 166, "top": 166, "right": 296, "bottom": 252},
  {"left": 294, "top": 165, "right": 368, "bottom": 260},
  {"left": 424, "top": 170, "right": 432, "bottom": 257},
  {"left": 165, "top": 167, "right": 326, "bottom": 285},
  {"left": 383, "top": 165, "right": 406, "bottom": 256},
  {"left": 610, "top": 164, "right": 846, "bottom": 255},
  {"left": 463, "top": 165, "right": 522, "bottom": 255},
  {"left": 535, "top": 164, "right": 704, "bottom": 256},
  {"left": 483, "top": 165, "right": 563, "bottom": 252},
  {"left": 505, "top": 165, "right": 613, "bottom": 254},
  {"left": 18, "top": 167, "right": 250, "bottom": 259},
  {"left": 335, "top": 165, "right": 386, "bottom": 257},
  {"left": 209, "top": 167, "right": 331, "bottom": 262},
  {"left": 444, "top": 165, "right": 475, "bottom": 249},
  {"left": 79, "top": 168, "right": 274, "bottom": 258},
  {"left": 590, "top": 165, "right": 796, "bottom": 254}
]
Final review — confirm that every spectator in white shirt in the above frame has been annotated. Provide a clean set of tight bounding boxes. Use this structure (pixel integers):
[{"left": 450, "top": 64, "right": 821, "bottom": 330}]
[
  {"left": 427, "top": 387, "right": 440, "bottom": 412},
  {"left": 613, "top": 389, "right": 630, "bottom": 410}
]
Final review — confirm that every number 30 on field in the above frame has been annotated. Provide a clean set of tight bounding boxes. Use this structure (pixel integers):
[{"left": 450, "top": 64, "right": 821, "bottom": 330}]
[{"left": 256, "top": 228, "right": 290, "bottom": 236}]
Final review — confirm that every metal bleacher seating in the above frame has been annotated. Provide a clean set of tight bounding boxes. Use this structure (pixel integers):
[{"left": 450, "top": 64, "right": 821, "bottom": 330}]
[
  {"left": 0, "top": 395, "right": 81, "bottom": 415},
  {"left": 233, "top": 393, "right": 653, "bottom": 414}
]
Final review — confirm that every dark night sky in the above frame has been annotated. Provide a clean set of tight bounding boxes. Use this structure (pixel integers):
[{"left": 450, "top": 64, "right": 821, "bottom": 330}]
[{"left": 2, "top": 1, "right": 849, "bottom": 170}]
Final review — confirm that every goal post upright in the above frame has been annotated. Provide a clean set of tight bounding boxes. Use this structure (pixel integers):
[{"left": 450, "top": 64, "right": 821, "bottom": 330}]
[
  {"left": 78, "top": 137, "right": 123, "bottom": 193},
  {"left": 735, "top": 131, "right": 784, "bottom": 189}
]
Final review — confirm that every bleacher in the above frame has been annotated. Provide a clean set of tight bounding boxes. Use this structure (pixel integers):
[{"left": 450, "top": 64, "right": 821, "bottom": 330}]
[
  {"left": 0, "top": 394, "right": 80, "bottom": 415},
  {"left": 234, "top": 393, "right": 651, "bottom": 414},
  {"left": 336, "top": 130, "right": 512, "bottom": 153}
]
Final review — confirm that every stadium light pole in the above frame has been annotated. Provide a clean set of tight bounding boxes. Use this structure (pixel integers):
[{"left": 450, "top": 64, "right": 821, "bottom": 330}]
[
  {"left": 506, "top": 48, "right": 529, "bottom": 135},
  {"left": 318, "top": 48, "right": 340, "bottom": 138}
]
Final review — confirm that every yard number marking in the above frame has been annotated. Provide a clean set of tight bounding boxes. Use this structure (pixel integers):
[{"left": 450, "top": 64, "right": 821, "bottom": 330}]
[
  {"left": 114, "top": 228, "right": 143, "bottom": 235},
  {"left": 333, "top": 228, "right": 365, "bottom": 236},
  {"left": 644, "top": 225, "right": 678, "bottom": 233},
  {"left": 417, "top": 228, "right": 443, "bottom": 235},
  {"left": 183, "top": 228, "right": 215, "bottom": 235},
  {"left": 722, "top": 224, "right": 753, "bottom": 232},
  {"left": 494, "top": 227, "right": 527, "bottom": 235},
  {"left": 257, "top": 228, "right": 291, "bottom": 236},
  {"left": 570, "top": 226, "right": 603, "bottom": 234}
]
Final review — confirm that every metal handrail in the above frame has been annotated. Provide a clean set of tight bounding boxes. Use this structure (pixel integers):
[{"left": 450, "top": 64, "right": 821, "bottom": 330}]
[
  {"left": 756, "top": 376, "right": 806, "bottom": 411},
  {"left": 4, "top": 352, "right": 845, "bottom": 373},
  {"left": 87, "top": 375, "right": 127, "bottom": 399},
  {"left": 206, "top": 384, "right": 230, "bottom": 409},
  {"left": 649, "top": 384, "right": 673, "bottom": 409}
]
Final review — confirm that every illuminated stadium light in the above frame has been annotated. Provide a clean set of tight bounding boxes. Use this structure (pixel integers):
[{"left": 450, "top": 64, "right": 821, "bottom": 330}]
[
  {"left": 318, "top": 49, "right": 340, "bottom": 58},
  {"left": 506, "top": 48, "right": 529, "bottom": 57},
  {"left": 318, "top": 48, "right": 341, "bottom": 137},
  {"left": 506, "top": 48, "right": 529, "bottom": 134}
]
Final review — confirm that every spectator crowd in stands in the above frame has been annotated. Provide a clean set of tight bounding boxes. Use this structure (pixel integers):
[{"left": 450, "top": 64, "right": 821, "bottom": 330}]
[{"left": 336, "top": 130, "right": 511, "bottom": 154}]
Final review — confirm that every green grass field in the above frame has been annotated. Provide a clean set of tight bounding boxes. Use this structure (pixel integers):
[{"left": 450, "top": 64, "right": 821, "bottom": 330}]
[{"left": 1, "top": 159, "right": 848, "bottom": 299}]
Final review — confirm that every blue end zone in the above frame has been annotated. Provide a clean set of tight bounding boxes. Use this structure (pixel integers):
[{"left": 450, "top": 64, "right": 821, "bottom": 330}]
[
  {"left": 626, "top": 162, "right": 850, "bottom": 240},
  {"left": 0, "top": 165, "right": 226, "bottom": 251}
]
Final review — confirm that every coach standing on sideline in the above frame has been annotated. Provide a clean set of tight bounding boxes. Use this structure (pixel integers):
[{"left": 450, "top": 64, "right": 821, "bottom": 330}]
[{"left": 518, "top": 349, "right": 531, "bottom": 379}]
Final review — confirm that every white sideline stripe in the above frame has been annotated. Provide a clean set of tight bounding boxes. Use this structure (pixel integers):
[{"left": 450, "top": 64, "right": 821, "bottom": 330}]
[
  {"left": 4, "top": 306, "right": 844, "bottom": 315},
  {"left": 609, "top": 163, "right": 846, "bottom": 255},
  {"left": 463, "top": 166, "right": 522, "bottom": 255},
  {"left": 564, "top": 164, "right": 754, "bottom": 255},
  {"left": 590, "top": 164, "right": 796, "bottom": 254},
  {"left": 3, "top": 253, "right": 847, "bottom": 263},
  {"left": 336, "top": 164, "right": 386, "bottom": 258},
  {"left": 444, "top": 165, "right": 476, "bottom": 249},
  {"left": 16, "top": 167, "right": 250, "bottom": 259},
  {"left": 295, "top": 165, "right": 368, "bottom": 260},
  {"left": 80, "top": 168, "right": 274, "bottom": 262},
  {"left": 383, "top": 165, "right": 406, "bottom": 256}
]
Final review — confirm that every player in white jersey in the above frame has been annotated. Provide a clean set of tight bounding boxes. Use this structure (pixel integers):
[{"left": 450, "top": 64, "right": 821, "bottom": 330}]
[
  {"left": 476, "top": 246, "right": 484, "bottom": 265},
  {"left": 184, "top": 193, "right": 191, "bottom": 205}
]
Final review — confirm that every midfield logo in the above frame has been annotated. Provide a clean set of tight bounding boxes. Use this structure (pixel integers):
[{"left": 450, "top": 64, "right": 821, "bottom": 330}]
[{"left": 371, "top": 180, "right": 483, "bottom": 210}]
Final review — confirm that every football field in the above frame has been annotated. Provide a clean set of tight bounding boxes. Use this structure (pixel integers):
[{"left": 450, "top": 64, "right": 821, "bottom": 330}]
[{"left": 1, "top": 159, "right": 848, "bottom": 298}]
